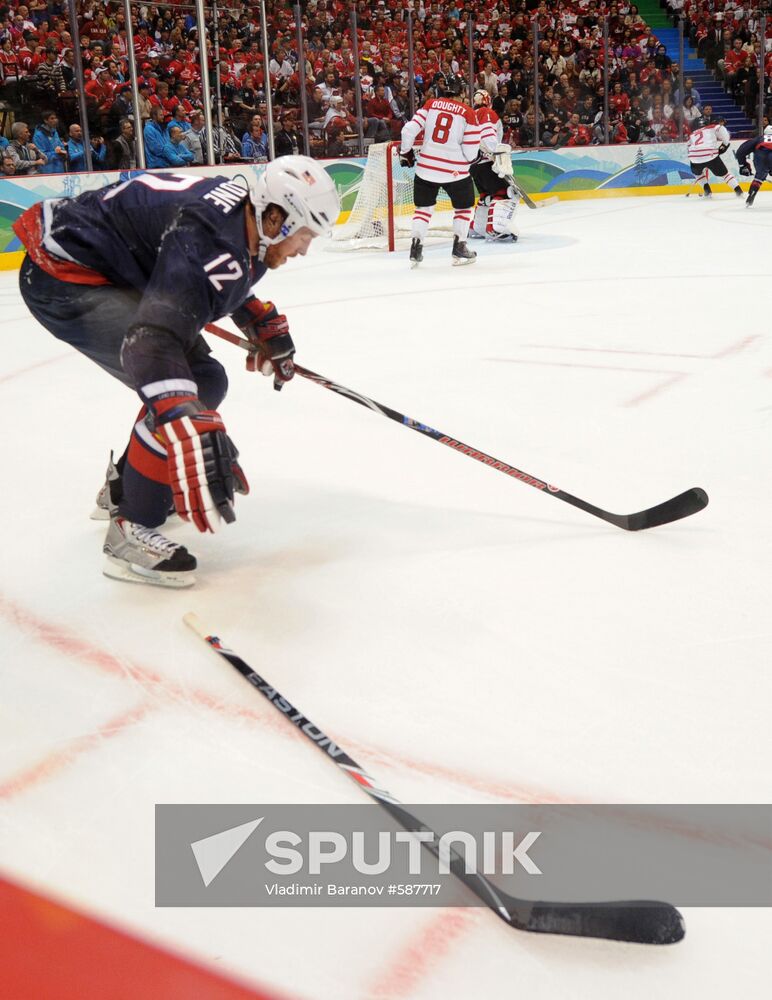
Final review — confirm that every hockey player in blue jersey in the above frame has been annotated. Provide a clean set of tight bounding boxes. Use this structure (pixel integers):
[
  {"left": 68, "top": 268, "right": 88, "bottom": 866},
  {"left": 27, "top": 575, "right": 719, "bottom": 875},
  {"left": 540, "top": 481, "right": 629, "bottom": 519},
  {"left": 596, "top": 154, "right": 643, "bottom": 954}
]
[
  {"left": 13, "top": 157, "right": 340, "bottom": 588},
  {"left": 735, "top": 126, "right": 772, "bottom": 207}
]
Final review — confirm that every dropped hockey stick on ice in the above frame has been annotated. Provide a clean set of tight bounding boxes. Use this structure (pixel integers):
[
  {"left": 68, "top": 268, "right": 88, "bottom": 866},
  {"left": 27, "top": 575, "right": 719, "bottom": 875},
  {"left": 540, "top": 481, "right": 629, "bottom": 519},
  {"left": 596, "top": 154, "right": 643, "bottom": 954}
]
[
  {"left": 183, "top": 613, "right": 685, "bottom": 945},
  {"left": 685, "top": 174, "right": 707, "bottom": 198},
  {"left": 205, "top": 323, "right": 709, "bottom": 531}
]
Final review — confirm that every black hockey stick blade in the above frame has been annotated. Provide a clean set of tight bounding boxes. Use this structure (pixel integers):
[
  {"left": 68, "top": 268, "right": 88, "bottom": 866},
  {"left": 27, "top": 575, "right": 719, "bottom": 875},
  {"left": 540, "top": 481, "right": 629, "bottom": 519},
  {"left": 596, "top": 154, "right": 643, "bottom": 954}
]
[
  {"left": 184, "top": 614, "right": 686, "bottom": 945},
  {"left": 518, "top": 899, "right": 685, "bottom": 945},
  {"left": 620, "top": 486, "right": 709, "bottom": 531}
]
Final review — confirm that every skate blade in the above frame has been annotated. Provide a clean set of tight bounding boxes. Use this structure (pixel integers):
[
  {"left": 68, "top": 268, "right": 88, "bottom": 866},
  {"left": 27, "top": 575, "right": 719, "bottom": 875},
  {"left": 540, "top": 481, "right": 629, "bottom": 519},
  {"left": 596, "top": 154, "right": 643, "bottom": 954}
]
[
  {"left": 103, "top": 556, "right": 195, "bottom": 589},
  {"left": 452, "top": 256, "right": 477, "bottom": 266},
  {"left": 410, "top": 259, "right": 421, "bottom": 268}
]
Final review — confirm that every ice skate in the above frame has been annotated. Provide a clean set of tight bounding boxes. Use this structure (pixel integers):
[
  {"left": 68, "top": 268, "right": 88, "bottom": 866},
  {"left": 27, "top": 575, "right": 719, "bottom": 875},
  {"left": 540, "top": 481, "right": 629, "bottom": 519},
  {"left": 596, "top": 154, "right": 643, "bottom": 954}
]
[
  {"left": 703, "top": 183, "right": 712, "bottom": 198},
  {"left": 409, "top": 238, "right": 423, "bottom": 267},
  {"left": 92, "top": 453, "right": 178, "bottom": 523},
  {"left": 90, "top": 452, "right": 121, "bottom": 520},
  {"left": 746, "top": 187, "right": 758, "bottom": 208},
  {"left": 734, "top": 186, "right": 743, "bottom": 197},
  {"left": 452, "top": 236, "right": 477, "bottom": 266},
  {"left": 103, "top": 516, "right": 196, "bottom": 588}
]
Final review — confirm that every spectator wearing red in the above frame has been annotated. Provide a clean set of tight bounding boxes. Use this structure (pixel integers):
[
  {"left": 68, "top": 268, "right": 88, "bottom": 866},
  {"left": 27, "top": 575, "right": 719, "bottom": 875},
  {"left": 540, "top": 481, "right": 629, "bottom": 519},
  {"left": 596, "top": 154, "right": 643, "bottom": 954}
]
[
  {"left": 609, "top": 82, "right": 631, "bottom": 116},
  {"left": 366, "top": 82, "right": 398, "bottom": 139}
]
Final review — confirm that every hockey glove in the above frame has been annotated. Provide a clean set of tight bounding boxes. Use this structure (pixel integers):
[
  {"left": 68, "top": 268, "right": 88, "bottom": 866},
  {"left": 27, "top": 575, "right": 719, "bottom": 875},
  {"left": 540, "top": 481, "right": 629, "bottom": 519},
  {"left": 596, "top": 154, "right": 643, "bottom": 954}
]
[
  {"left": 399, "top": 147, "right": 415, "bottom": 168},
  {"left": 234, "top": 299, "right": 295, "bottom": 390},
  {"left": 154, "top": 399, "right": 243, "bottom": 533},
  {"left": 740, "top": 163, "right": 752, "bottom": 177},
  {"left": 492, "top": 143, "right": 514, "bottom": 179},
  {"left": 718, "top": 142, "right": 729, "bottom": 155}
]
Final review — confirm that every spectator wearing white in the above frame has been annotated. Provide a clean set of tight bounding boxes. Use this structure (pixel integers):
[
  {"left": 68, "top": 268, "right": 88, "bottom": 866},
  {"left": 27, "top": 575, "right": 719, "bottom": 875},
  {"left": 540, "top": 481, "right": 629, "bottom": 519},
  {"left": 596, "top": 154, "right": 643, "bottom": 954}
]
[
  {"left": 681, "top": 96, "right": 702, "bottom": 130},
  {"left": 318, "top": 71, "right": 340, "bottom": 103},
  {"left": 481, "top": 60, "right": 498, "bottom": 97},
  {"left": 269, "top": 47, "right": 294, "bottom": 82},
  {"left": 545, "top": 45, "right": 567, "bottom": 78}
]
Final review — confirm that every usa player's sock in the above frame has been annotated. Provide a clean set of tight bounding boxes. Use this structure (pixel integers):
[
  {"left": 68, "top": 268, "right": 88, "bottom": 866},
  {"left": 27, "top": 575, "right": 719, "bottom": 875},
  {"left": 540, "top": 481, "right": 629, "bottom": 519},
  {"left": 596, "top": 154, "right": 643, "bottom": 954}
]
[
  {"left": 453, "top": 209, "right": 472, "bottom": 241},
  {"left": 119, "top": 406, "right": 174, "bottom": 528},
  {"left": 412, "top": 207, "right": 433, "bottom": 240}
]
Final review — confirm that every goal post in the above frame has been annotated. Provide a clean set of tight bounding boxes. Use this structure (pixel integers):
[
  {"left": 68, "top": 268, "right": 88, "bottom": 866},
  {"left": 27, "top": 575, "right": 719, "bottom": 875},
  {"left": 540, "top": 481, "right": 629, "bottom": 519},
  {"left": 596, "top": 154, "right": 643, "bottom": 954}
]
[{"left": 329, "top": 141, "right": 455, "bottom": 252}]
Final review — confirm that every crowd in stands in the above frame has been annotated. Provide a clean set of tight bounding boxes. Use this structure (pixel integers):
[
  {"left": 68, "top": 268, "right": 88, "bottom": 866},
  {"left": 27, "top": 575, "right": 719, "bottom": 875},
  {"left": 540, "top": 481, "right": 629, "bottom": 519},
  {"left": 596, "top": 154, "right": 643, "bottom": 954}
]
[
  {"left": 0, "top": 0, "right": 767, "bottom": 174},
  {"left": 666, "top": 0, "right": 771, "bottom": 119}
]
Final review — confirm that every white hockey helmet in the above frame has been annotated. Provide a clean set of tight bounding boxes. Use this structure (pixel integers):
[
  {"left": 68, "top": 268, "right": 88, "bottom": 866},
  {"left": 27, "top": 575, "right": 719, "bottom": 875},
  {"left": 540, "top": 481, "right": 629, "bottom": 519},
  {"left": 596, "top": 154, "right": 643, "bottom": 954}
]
[
  {"left": 251, "top": 156, "right": 340, "bottom": 245},
  {"left": 764, "top": 125, "right": 772, "bottom": 142},
  {"left": 473, "top": 89, "right": 491, "bottom": 108}
]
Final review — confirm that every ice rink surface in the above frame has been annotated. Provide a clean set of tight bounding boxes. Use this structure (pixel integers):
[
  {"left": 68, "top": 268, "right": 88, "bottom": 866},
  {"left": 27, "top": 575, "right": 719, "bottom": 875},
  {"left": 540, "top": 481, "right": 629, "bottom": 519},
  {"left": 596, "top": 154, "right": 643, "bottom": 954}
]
[{"left": 1, "top": 192, "right": 771, "bottom": 998}]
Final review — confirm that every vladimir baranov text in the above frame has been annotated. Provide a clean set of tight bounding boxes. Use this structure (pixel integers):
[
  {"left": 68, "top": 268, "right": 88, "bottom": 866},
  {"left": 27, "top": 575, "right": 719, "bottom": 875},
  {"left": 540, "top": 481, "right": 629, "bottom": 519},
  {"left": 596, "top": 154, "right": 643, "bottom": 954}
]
[{"left": 264, "top": 884, "right": 443, "bottom": 897}]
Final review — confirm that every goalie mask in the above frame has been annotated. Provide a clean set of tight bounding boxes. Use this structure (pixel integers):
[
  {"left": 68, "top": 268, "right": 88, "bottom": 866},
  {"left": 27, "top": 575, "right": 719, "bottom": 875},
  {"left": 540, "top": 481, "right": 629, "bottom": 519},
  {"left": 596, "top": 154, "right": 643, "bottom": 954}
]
[
  {"left": 473, "top": 90, "right": 492, "bottom": 109},
  {"left": 250, "top": 156, "right": 341, "bottom": 246},
  {"left": 764, "top": 125, "right": 772, "bottom": 142}
]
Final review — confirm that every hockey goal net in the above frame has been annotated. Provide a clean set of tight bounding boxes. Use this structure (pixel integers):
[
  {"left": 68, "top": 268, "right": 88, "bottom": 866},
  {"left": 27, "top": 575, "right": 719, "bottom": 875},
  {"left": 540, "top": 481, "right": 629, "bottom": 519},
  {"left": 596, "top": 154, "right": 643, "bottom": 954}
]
[{"left": 329, "top": 141, "right": 455, "bottom": 252}]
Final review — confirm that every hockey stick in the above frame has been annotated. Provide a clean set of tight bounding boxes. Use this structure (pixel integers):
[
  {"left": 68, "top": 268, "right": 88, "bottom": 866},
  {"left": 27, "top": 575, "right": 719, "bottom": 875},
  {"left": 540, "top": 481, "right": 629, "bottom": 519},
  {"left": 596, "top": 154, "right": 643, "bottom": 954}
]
[
  {"left": 183, "top": 613, "right": 685, "bottom": 945},
  {"left": 512, "top": 181, "right": 559, "bottom": 210},
  {"left": 502, "top": 157, "right": 559, "bottom": 209},
  {"left": 685, "top": 171, "right": 708, "bottom": 197},
  {"left": 205, "top": 323, "right": 708, "bottom": 531},
  {"left": 513, "top": 184, "right": 559, "bottom": 210}
]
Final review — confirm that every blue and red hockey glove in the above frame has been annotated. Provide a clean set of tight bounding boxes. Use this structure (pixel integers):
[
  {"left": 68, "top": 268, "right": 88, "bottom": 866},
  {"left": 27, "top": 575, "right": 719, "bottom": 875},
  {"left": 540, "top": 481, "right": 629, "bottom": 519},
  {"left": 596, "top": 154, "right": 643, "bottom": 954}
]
[
  {"left": 153, "top": 395, "right": 247, "bottom": 534},
  {"left": 234, "top": 299, "right": 295, "bottom": 391}
]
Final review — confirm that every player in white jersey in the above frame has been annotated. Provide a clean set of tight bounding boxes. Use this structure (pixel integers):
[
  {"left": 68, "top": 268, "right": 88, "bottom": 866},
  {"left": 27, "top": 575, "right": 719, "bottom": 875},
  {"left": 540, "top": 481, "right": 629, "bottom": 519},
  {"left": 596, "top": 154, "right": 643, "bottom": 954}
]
[
  {"left": 399, "top": 95, "right": 497, "bottom": 266},
  {"left": 687, "top": 121, "right": 742, "bottom": 198},
  {"left": 468, "top": 90, "right": 520, "bottom": 243}
]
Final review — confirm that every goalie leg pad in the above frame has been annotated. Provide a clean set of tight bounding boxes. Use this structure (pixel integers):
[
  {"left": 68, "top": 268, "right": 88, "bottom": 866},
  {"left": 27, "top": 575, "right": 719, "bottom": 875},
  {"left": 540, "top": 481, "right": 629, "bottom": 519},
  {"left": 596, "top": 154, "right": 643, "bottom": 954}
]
[
  {"left": 474, "top": 197, "right": 519, "bottom": 241},
  {"left": 491, "top": 198, "right": 519, "bottom": 239}
]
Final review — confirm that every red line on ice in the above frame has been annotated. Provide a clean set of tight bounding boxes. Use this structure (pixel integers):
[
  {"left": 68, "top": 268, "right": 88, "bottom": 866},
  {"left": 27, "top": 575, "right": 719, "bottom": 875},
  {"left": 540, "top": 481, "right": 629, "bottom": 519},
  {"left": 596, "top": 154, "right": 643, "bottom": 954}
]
[
  {"left": 0, "top": 701, "right": 156, "bottom": 800},
  {"left": 3, "top": 595, "right": 771, "bottom": 857},
  {"left": 0, "top": 353, "right": 69, "bottom": 385},
  {"left": 365, "top": 909, "right": 481, "bottom": 1000}
]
